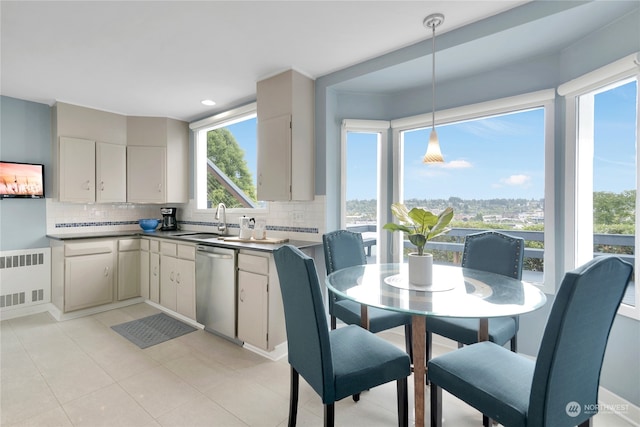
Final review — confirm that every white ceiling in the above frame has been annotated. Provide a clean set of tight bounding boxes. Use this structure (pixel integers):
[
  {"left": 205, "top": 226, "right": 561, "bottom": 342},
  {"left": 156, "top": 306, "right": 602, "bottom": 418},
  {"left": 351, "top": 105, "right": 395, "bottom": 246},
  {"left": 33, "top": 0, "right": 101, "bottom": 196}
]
[{"left": 1, "top": 1, "right": 531, "bottom": 122}]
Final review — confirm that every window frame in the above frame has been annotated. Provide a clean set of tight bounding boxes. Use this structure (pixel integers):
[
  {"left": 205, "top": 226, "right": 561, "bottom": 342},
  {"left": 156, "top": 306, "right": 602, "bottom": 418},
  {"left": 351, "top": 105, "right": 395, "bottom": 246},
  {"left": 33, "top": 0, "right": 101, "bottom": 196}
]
[
  {"left": 559, "top": 53, "right": 640, "bottom": 319},
  {"left": 340, "top": 119, "right": 390, "bottom": 262},
  {"left": 390, "top": 90, "right": 556, "bottom": 293},
  {"left": 189, "top": 102, "right": 267, "bottom": 215}
]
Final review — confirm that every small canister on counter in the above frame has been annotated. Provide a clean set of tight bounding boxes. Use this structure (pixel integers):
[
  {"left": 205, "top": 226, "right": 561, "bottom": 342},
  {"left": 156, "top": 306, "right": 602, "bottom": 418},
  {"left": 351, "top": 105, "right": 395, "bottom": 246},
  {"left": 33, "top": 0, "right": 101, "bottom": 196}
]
[{"left": 253, "top": 219, "right": 267, "bottom": 240}]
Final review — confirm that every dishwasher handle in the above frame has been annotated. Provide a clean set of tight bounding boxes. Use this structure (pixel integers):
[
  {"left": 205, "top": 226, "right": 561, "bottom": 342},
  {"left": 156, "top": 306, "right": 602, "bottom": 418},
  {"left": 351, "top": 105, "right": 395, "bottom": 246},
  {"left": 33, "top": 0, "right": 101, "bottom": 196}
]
[{"left": 196, "top": 247, "right": 234, "bottom": 259}]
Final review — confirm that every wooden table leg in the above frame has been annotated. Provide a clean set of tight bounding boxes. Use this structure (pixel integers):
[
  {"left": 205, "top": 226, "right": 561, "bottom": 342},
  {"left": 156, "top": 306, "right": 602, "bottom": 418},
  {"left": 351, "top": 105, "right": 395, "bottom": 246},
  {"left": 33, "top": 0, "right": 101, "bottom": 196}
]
[
  {"left": 360, "top": 305, "right": 370, "bottom": 329},
  {"left": 412, "top": 315, "right": 426, "bottom": 427},
  {"left": 478, "top": 318, "right": 489, "bottom": 342}
]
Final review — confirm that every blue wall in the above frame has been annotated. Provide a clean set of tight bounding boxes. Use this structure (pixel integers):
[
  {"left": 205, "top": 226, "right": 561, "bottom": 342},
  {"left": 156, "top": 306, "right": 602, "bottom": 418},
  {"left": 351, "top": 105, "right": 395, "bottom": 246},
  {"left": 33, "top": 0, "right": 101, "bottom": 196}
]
[
  {"left": 0, "top": 96, "right": 51, "bottom": 251},
  {"left": 315, "top": 4, "right": 640, "bottom": 407}
]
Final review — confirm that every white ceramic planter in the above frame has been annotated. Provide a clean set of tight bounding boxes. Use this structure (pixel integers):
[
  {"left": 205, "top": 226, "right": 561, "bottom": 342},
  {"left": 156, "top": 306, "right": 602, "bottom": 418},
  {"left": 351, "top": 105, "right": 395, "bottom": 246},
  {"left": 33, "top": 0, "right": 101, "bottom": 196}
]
[{"left": 408, "top": 252, "right": 433, "bottom": 286}]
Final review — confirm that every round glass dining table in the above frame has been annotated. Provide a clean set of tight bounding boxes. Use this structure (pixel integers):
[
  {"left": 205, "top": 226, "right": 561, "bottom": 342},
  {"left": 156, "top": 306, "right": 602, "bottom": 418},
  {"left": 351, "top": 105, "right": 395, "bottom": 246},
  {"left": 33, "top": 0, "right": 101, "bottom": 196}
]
[{"left": 325, "top": 263, "right": 547, "bottom": 427}]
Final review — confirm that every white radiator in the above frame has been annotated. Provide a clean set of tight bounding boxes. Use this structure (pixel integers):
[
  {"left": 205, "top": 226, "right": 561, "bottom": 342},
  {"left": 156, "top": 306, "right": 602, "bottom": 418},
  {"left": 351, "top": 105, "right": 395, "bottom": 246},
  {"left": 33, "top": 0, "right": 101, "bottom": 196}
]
[{"left": 0, "top": 247, "right": 50, "bottom": 313}]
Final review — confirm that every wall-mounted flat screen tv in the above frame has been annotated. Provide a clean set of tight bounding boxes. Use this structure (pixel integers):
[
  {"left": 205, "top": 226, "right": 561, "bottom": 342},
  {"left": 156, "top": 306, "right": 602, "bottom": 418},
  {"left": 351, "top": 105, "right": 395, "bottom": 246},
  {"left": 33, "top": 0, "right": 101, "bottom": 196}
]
[{"left": 0, "top": 161, "right": 45, "bottom": 199}]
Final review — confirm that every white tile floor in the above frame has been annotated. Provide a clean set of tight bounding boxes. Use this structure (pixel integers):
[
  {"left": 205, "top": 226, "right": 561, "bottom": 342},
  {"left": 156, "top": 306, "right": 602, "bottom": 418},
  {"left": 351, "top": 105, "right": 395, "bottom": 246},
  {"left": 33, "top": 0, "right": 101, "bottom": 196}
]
[{"left": 0, "top": 303, "right": 635, "bottom": 426}]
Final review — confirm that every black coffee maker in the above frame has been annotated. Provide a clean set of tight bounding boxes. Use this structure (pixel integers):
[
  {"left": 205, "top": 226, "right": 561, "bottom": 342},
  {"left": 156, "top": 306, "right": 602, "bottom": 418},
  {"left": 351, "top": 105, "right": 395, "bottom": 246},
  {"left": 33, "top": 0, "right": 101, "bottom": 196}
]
[{"left": 160, "top": 207, "right": 178, "bottom": 231}]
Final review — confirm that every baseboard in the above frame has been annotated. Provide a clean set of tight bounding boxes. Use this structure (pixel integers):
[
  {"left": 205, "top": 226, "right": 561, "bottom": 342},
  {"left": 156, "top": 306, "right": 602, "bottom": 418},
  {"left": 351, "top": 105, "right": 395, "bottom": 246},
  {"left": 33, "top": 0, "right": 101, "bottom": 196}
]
[
  {"left": 599, "top": 386, "right": 640, "bottom": 426},
  {"left": 49, "top": 297, "right": 146, "bottom": 321},
  {"left": 243, "top": 341, "right": 288, "bottom": 361},
  {"left": 0, "top": 302, "right": 54, "bottom": 320},
  {"left": 143, "top": 301, "right": 204, "bottom": 330}
]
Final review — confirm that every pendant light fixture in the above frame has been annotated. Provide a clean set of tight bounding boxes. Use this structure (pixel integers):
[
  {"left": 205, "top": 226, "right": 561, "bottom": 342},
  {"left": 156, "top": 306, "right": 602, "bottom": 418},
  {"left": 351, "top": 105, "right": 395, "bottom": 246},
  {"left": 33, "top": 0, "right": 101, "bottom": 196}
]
[{"left": 423, "top": 13, "right": 444, "bottom": 164}]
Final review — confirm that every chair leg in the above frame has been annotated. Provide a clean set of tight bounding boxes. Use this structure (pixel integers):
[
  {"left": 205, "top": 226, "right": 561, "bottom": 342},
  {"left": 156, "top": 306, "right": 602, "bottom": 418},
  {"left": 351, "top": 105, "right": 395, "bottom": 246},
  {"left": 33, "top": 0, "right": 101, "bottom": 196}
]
[
  {"left": 288, "top": 366, "right": 299, "bottom": 427},
  {"left": 426, "top": 331, "right": 432, "bottom": 362},
  {"left": 352, "top": 393, "right": 360, "bottom": 402},
  {"left": 457, "top": 342, "right": 464, "bottom": 349},
  {"left": 331, "top": 315, "right": 336, "bottom": 330},
  {"left": 578, "top": 419, "right": 593, "bottom": 427},
  {"left": 429, "top": 382, "right": 442, "bottom": 427},
  {"left": 397, "top": 377, "right": 408, "bottom": 427},
  {"left": 510, "top": 333, "right": 518, "bottom": 352},
  {"left": 324, "top": 403, "right": 335, "bottom": 427},
  {"left": 482, "top": 415, "right": 489, "bottom": 427}
]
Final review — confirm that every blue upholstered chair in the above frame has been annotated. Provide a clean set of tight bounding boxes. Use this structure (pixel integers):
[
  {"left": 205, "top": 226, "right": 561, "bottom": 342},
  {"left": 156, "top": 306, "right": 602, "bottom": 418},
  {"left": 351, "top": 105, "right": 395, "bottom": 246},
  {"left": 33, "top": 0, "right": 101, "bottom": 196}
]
[
  {"left": 273, "top": 245, "right": 411, "bottom": 427},
  {"left": 426, "top": 230, "right": 524, "bottom": 359},
  {"left": 428, "top": 256, "right": 633, "bottom": 427},
  {"left": 323, "top": 230, "right": 412, "bottom": 355}
]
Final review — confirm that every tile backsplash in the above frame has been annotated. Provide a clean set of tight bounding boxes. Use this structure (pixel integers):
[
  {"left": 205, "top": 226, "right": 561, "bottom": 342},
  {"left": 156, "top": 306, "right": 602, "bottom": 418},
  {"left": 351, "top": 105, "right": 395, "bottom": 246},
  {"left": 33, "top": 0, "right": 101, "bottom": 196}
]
[{"left": 46, "top": 196, "right": 326, "bottom": 242}]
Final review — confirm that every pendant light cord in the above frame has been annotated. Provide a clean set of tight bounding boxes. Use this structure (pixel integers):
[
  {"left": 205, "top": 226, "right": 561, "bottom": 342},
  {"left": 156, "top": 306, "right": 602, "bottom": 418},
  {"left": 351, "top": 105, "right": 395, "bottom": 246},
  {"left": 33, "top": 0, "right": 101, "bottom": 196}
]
[{"left": 431, "top": 22, "right": 436, "bottom": 132}]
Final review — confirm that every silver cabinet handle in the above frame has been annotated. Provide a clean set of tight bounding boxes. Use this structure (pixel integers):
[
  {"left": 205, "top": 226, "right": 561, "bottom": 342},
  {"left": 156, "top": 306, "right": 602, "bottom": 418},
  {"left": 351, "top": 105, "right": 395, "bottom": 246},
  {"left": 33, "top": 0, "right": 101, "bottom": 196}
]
[
  {"left": 170, "top": 271, "right": 175, "bottom": 282},
  {"left": 157, "top": 183, "right": 162, "bottom": 192},
  {"left": 176, "top": 273, "right": 181, "bottom": 284},
  {"left": 104, "top": 267, "right": 109, "bottom": 277},
  {"left": 85, "top": 180, "right": 91, "bottom": 190},
  {"left": 153, "top": 266, "right": 158, "bottom": 276},
  {"left": 239, "top": 288, "right": 245, "bottom": 302},
  {"left": 100, "top": 181, "right": 104, "bottom": 191}
]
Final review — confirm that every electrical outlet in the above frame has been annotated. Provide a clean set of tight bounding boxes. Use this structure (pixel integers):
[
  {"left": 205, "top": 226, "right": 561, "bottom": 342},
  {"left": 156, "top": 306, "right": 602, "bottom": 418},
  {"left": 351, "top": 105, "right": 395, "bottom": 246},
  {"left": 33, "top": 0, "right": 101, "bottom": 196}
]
[{"left": 291, "top": 211, "right": 304, "bottom": 223}]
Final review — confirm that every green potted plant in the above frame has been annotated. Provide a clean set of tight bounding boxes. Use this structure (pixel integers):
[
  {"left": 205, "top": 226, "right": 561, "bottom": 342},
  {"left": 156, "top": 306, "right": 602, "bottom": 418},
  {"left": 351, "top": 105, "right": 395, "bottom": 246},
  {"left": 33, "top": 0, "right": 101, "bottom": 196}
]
[{"left": 383, "top": 203, "right": 454, "bottom": 286}]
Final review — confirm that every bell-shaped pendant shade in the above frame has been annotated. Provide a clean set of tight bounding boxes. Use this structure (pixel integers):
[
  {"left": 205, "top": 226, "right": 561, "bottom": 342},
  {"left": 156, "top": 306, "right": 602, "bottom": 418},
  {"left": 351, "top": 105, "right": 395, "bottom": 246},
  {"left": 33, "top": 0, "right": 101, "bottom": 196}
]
[{"left": 423, "top": 129, "right": 444, "bottom": 163}]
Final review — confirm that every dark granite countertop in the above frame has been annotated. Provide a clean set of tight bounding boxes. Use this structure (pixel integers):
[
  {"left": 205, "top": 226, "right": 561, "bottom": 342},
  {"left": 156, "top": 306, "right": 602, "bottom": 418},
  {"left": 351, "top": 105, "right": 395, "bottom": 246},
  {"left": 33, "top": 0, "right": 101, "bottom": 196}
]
[{"left": 46, "top": 230, "right": 321, "bottom": 252}]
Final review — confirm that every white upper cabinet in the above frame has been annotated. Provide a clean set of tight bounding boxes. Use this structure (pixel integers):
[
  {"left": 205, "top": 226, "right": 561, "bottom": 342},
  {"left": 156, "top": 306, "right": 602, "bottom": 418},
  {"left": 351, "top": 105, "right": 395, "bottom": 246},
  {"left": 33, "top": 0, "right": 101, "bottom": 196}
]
[
  {"left": 257, "top": 69, "right": 314, "bottom": 201},
  {"left": 126, "top": 117, "right": 188, "bottom": 204},
  {"left": 58, "top": 138, "right": 126, "bottom": 203},
  {"left": 59, "top": 137, "right": 96, "bottom": 203},
  {"left": 53, "top": 102, "right": 127, "bottom": 203},
  {"left": 126, "top": 146, "right": 167, "bottom": 203},
  {"left": 96, "top": 142, "right": 126, "bottom": 203}
]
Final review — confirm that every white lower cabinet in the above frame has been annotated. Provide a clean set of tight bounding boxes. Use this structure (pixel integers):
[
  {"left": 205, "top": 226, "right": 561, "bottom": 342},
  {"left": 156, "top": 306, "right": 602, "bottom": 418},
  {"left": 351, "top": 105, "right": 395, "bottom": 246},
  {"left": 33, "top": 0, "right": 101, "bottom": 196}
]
[
  {"left": 237, "top": 251, "right": 286, "bottom": 351},
  {"left": 159, "top": 241, "right": 196, "bottom": 319},
  {"left": 51, "top": 239, "right": 116, "bottom": 313},
  {"left": 238, "top": 269, "right": 269, "bottom": 349},
  {"left": 117, "top": 238, "right": 140, "bottom": 301},
  {"left": 140, "top": 239, "right": 161, "bottom": 303},
  {"left": 150, "top": 252, "right": 160, "bottom": 303}
]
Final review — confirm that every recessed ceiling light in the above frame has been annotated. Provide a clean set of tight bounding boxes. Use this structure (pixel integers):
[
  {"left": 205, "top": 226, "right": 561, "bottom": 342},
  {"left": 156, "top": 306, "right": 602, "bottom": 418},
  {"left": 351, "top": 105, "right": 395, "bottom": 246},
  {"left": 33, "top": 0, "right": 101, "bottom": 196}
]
[{"left": 201, "top": 99, "right": 216, "bottom": 106}]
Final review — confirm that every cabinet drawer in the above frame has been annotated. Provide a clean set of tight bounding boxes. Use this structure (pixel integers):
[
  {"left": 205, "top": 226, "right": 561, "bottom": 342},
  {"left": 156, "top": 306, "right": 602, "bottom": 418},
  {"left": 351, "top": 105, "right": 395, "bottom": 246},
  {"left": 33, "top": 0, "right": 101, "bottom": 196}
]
[
  {"left": 161, "top": 241, "right": 177, "bottom": 256},
  {"left": 177, "top": 244, "right": 195, "bottom": 260},
  {"left": 118, "top": 238, "right": 140, "bottom": 251},
  {"left": 140, "top": 239, "right": 150, "bottom": 251},
  {"left": 238, "top": 253, "right": 268, "bottom": 275},
  {"left": 149, "top": 239, "right": 160, "bottom": 253},
  {"left": 65, "top": 240, "right": 113, "bottom": 257}
]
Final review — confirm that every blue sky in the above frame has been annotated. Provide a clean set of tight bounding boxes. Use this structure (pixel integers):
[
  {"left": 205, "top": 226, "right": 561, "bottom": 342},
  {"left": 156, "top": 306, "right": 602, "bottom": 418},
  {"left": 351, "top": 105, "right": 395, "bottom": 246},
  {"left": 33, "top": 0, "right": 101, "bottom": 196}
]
[{"left": 225, "top": 80, "right": 637, "bottom": 201}]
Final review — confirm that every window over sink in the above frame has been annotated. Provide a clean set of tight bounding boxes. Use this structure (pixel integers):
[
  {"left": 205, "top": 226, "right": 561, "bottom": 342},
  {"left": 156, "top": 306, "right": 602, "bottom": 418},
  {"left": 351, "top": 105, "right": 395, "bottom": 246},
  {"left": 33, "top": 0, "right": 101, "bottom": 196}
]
[{"left": 190, "top": 102, "right": 266, "bottom": 211}]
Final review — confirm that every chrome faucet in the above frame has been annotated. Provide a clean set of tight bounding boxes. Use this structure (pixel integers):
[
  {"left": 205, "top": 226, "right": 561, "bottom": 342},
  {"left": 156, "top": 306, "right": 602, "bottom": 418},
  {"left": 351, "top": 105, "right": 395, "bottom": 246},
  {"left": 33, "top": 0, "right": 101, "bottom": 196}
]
[{"left": 215, "top": 203, "right": 227, "bottom": 234}]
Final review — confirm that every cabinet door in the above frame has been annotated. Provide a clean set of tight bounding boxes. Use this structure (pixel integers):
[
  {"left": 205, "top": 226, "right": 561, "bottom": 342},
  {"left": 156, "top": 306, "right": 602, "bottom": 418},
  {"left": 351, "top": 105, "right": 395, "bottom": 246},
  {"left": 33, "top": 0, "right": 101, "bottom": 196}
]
[
  {"left": 160, "top": 255, "right": 177, "bottom": 311},
  {"left": 140, "top": 249, "right": 150, "bottom": 300},
  {"left": 175, "top": 258, "right": 195, "bottom": 320},
  {"left": 149, "top": 252, "right": 160, "bottom": 303},
  {"left": 237, "top": 270, "right": 268, "bottom": 349},
  {"left": 64, "top": 253, "right": 114, "bottom": 311},
  {"left": 127, "top": 146, "right": 166, "bottom": 203},
  {"left": 257, "top": 114, "right": 292, "bottom": 201},
  {"left": 118, "top": 250, "right": 140, "bottom": 301},
  {"left": 59, "top": 137, "right": 95, "bottom": 202},
  {"left": 96, "top": 142, "right": 126, "bottom": 203}
]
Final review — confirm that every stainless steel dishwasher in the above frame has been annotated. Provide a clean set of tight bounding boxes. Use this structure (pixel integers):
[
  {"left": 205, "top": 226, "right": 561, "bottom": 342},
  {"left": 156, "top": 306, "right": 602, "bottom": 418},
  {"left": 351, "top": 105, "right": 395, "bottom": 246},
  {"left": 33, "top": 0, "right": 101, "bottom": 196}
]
[{"left": 195, "top": 245, "right": 241, "bottom": 344}]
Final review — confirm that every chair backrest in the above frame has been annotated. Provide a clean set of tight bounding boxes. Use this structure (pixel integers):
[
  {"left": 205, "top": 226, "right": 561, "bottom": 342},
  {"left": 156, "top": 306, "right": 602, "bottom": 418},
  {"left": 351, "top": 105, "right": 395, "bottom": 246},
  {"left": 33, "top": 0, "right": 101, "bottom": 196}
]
[
  {"left": 529, "top": 256, "right": 632, "bottom": 427},
  {"left": 461, "top": 230, "right": 525, "bottom": 279},
  {"left": 323, "top": 230, "right": 367, "bottom": 275},
  {"left": 273, "top": 245, "right": 337, "bottom": 403}
]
